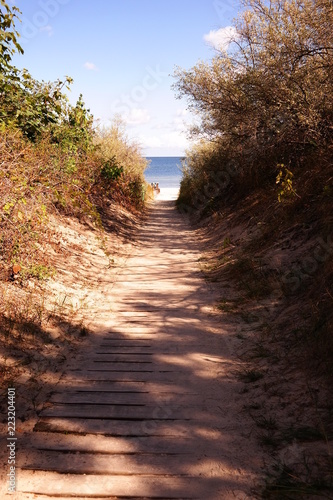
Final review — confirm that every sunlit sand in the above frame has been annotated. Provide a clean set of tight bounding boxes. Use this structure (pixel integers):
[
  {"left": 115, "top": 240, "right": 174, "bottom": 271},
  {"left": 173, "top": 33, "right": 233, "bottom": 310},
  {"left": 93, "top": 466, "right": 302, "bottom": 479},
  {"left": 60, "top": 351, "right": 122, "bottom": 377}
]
[{"left": 155, "top": 187, "right": 179, "bottom": 201}]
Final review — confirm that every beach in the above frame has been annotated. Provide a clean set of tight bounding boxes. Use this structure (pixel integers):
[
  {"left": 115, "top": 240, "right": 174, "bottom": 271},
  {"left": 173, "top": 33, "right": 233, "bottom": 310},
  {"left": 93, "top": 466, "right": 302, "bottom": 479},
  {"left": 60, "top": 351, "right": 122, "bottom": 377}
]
[{"left": 155, "top": 186, "right": 180, "bottom": 200}]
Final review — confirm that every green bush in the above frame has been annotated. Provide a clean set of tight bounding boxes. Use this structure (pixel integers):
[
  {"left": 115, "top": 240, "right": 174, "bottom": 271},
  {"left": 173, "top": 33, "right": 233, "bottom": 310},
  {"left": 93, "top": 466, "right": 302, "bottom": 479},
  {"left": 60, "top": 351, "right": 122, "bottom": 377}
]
[{"left": 101, "top": 157, "right": 124, "bottom": 181}]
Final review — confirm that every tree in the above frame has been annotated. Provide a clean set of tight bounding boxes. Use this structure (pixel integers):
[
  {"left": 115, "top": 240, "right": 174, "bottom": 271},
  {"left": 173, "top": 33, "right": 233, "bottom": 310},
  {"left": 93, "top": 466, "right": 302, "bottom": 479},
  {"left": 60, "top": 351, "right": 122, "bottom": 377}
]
[
  {"left": 0, "top": 0, "right": 23, "bottom": 72},
  {"left": 174, "top": 0, "right": 333, "bottom": 204},
  {"left": 0, "top": 1, "right": 77, "bottom": 141}
]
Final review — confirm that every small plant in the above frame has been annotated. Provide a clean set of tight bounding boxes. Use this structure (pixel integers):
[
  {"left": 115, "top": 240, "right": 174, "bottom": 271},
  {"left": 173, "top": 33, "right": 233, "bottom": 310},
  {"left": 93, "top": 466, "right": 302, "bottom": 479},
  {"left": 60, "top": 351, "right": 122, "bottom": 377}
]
[
  {"left": 323, "top": 185, "right": 331, "bottom": 196},
  {"left": 276, "top": 164, "right": 299, "bottom": 203},
  {"left": 263, "top": 462, "right": 333, "bottom": 498},
  {"left": 79, "top": 325, "right": 89, "bottom": 337},
  {"left": 249, "top": 343, "right": 271, "bottom": 359},
  {"left": 223, "top": 237, "right": 231, "bottom": 248},
  {"left": 217, "top": 299, "right": 237, "bottom": 313},
  {"left": 0, "top": 284, "right": 47, "bottom": 327},
  {"left": 255, "top": 415, "right": 278, "bottom": 431},
  {"left": 22, "top": 264, "right": 55, "bottom": 281}
]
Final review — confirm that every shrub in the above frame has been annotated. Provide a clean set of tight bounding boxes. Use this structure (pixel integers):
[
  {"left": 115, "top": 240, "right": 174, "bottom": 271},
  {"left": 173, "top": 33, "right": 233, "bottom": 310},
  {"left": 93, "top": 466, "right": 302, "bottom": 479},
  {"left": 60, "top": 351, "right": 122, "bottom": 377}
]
[{"left": 174, "top": 0, "right": 333, "bottom": 207}]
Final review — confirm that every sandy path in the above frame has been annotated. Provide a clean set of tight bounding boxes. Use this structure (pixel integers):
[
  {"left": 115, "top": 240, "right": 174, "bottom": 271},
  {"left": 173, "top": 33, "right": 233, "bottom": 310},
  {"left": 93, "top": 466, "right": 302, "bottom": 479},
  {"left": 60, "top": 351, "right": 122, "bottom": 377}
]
[{"left": 9, "top": 197, "right": 263, "bottom": 499}]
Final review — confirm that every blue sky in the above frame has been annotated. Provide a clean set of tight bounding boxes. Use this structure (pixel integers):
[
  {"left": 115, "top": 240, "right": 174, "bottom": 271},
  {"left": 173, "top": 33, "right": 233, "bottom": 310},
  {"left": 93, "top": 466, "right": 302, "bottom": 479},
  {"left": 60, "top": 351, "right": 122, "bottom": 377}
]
[{"left": 10, "top": 0, "right": 239, "bottom": 156}]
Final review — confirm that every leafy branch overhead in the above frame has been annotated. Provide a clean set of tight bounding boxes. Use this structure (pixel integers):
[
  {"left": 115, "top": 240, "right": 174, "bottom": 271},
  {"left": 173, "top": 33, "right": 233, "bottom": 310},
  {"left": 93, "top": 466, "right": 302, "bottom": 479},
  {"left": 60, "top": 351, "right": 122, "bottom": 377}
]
[
  {"left": 0, "top": 0, "right": 23, "bottom": 72},
  {"left": 174, "top": 0, "right": 333, "bottom": 207}
]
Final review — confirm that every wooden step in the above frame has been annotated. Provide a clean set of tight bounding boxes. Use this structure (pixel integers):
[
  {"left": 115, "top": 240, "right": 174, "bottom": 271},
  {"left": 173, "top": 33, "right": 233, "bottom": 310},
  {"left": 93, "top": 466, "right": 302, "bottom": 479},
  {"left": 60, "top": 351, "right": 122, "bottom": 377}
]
[
  {"left": 34, "top": 417, "right": 192, "bottom": 436},
  {"left": 15, "top": 470, "right": 208, "bottom": 498},
  {"left": 39, "top": 403, "right": 192, "bottom": 420}
]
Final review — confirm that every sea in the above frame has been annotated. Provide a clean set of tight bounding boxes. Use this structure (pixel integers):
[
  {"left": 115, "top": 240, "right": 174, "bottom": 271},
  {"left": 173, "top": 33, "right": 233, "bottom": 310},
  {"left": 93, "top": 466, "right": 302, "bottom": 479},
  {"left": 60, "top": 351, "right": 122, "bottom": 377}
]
[{"left": 144, "top": 157, "right": 184, "bottom": 200}]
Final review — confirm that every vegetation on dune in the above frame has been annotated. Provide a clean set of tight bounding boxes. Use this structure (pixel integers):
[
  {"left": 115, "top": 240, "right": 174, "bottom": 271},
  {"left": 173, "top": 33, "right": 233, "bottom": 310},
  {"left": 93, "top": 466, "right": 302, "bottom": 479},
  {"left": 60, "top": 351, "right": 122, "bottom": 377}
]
[
  {"left": 174, "top": 0, "right": 333, "bottom": 493},
  {"left": 95, "top": 119, "right": 148, "bottom": 203},
  {"left": 174, "top": 0, "right": 333, "bottom": 209},
  {"left": 0, "top": 0, "right": 149, "bottom": 282},
  {"left": 174, "top": 0, "right": 333, "bottom": 367},
  {"left": 0, "top": 0, "right": 150, "bottom": 358}
]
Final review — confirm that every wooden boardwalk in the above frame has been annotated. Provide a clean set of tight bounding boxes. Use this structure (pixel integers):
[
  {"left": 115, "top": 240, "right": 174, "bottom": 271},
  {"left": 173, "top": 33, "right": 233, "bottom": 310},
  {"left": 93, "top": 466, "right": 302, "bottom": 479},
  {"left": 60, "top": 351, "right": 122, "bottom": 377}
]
[{"left": 13, "top": 199, "right": 259, "bottom": 499}]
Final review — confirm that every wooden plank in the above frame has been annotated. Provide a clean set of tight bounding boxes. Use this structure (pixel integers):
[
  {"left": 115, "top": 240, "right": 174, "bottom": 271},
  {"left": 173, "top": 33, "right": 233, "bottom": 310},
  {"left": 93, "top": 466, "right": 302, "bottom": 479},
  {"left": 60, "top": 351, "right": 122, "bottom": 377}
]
[
  {"left": 34, "top": 417, "right": 192, "bottom": 436},
  {"left": 100, "top": 334, "right": 156, "bottom": 339},
  {"left": 96, "top": 345, "right": 153, "bottom": 351},
  {"left": 89, "top": 356, "right": 154, "bottom": 363},
  {"left": 49, "top": 392, "right": 199, "bottom": 406},
  {"left": 20, "top": 450, "right": 196, "bottom": 475},
  {"left": 55, "top": 379, "right": 198, "bottom": 394},
  {"left": 16, "top": 470, "right": 205, "bottom": 498},
  {"left": 69, "top": 364, "right": 155, "bottom": 372},
  {"left": 59, "top": 376, "right": 153, "bottom": 384},
  {"left": 88, "top": 360, "right": 153, "bottom": 365},
  {"left": 101, "top": 330, "right": 159, "bottom": 336},
  {"left": 39, "top": 403, "right": 192, "bottom": 419},
  {"left": 94, "top": 350, "right": 179, "bottom": 355},
  {"left": 62, "top": 371, "right": 188, "bottom": 382},
  {"left": 18, "top": 432, "right": 195, "bottom": 455}
]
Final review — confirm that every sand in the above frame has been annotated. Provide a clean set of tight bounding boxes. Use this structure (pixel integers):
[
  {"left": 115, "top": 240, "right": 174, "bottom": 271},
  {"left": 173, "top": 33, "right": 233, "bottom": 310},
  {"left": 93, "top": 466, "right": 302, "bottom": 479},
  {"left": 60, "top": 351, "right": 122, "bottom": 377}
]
[{"left": 0, "top": 197, "right": 265, "bottom": 499}]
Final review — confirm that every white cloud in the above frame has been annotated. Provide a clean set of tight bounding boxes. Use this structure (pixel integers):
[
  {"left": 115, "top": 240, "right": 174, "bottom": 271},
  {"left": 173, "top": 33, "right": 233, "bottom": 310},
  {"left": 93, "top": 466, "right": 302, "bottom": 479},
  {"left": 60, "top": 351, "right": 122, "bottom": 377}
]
[
  {"left": 176, "top": 108, "right": 189, "bottom": 118},
  {"left": 154, "top": 123, "right": 169, "bottom": 130},
  {"left": 84, "top": 61, "right": 98, "bottom": 71},
  {"left": 173, "top": 117, "right": 187, "bottom": 131},
  {"left": 139, "top": 135, "right": 163, "bottom": 149},
  {"left": 138, "top": 130, "right": 190, "bottom": 152},
  {"left": 164, "top": 131, "right": 190, "bottom": 150},
  {"left": 40, "top": 25, "right": 54, "bottom": 37},
  {"left": 134, "top": 110, "right": 193, "bottom": 154},
  {"left": 169, "top": 109, "right": 192, "bottom": 133},
  {"left": 203, "top": 26, "right": 238, "bottom": 51},
  {"left": 124, "top": 108, "right": 151, "bottom": 126}
]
